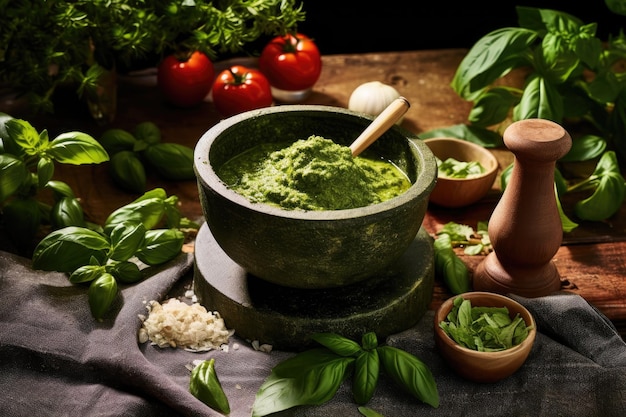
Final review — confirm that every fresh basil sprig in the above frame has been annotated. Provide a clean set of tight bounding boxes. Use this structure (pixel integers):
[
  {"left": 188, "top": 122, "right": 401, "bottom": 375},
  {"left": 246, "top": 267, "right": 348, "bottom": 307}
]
[
  {"left": 0, "top": 114, "right": 108, "bottom": 253},
  {"left": 31, "top": 188, "right": 198, "bottom": 320},
  {"left": 252, "top": 332, "right": 439, "bottom": 416},
  {"left": 99, "top": 121, "right": 195, "bottom": 193}
]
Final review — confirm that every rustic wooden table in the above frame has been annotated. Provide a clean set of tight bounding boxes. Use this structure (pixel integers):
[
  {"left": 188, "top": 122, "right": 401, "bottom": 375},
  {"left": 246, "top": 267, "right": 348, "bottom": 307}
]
[{"left": 3, "top": 49, "right": 625, "bottom": 337}]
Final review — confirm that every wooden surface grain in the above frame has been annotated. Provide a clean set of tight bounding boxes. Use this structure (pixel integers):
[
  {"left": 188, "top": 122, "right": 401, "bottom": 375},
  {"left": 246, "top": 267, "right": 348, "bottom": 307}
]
[{"left": 2, "top": 49, "right": 625, "bottom": 337}]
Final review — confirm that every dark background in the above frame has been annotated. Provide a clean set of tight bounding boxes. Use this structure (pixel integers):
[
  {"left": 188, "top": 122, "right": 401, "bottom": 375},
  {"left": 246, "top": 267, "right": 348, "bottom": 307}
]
[{"left": 297, "top": 1, "right": 625, "bottom": 54}]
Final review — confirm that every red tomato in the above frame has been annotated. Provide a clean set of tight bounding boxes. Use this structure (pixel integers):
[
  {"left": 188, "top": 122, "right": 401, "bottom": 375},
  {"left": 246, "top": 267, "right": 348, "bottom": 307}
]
[
  {"left": 157, "top": 51, "right": 214, "bottom": 107},
  {"left": 258, "top": 33, "right": 322, "bottom": 91},
  {"left": 212, "top": 65, "right": 273, "bottom": 117}
]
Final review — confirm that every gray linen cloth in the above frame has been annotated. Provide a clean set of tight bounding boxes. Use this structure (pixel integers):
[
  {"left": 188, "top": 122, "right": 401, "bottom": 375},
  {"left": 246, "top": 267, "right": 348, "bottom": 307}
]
[{"left": 1, "top": 248, "right": 625, "bottom": 417}]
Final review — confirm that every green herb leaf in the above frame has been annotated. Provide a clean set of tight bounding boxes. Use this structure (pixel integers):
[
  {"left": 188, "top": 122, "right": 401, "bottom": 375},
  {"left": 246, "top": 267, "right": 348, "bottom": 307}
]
[
  {"left": 5, "top": 119, "right": 46, "bottom": 156},
  {"left": 106, "top": 260, "right": 143, "bottom": 284},
  {"left": 36, "top": 156, "right": 54, "bottom": 187},
  {"left": 451, "top": 27, "right": 538, "bottom": 100},
  {"left": 376, "top": 346, "right": 439, "bottom": 408},
  {"left": 104, "top": 192, "right": 168, "bottom": 234},
  {"left": 32, "top": 227, "right": 110, "bottom": 272},
  {"left": 108, "top": 221, "right": 146, "bottom": 261},
  {"left": 99, "top": 128, "right": 137, "bottom": 155},
  {"left": 572, "top": 150, "right": 626, "bottom": 221},
  {"left": 134, "top": 228, "right": 184, "bottom": 265},
  {"left": 253, "top": 349, "right": 353, "bottom": 416},
  {"left": 109, "top": 150, "right": 147, "bottom": 193},
  {"left": 88, "top": 273, "right": 118, "bottom": 320},
  {"left": 134, "top": 121, "right": 161, "bottom": 145},
  {"left": 69, "top": 264, "right": 106, "bottom": 284},
  {"left": 311, "top": 332, "right": 363, "bottom": 357},
  {"left": 190, "top": 359, "right": 231, "bottom": 415},
  {"left": 560, "top": 134, "right": 607, "bottom": 162},
  {"left": 50, "top": 196, "right": 86, "bottom": 229},
  {"left": 143, "top": 143, "right": 195, "bottom": 180},
  {"left": 358, "top": 406, "right": 386, "bottom": 417},
  {"left": 353, "top": 350, "right": 379, "bottom": 405},
  {"left": 47, "top": 132, "right": 109, "bottom": 164},
  {"left": 0, "top": 154, "right": 28, "bottom": 202}
]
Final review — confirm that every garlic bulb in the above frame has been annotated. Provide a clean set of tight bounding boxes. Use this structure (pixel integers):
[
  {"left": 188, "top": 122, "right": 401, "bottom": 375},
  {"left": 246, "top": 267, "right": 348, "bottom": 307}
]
[{"left": 348, "top": 81, "right": 403, "bottom": 122}]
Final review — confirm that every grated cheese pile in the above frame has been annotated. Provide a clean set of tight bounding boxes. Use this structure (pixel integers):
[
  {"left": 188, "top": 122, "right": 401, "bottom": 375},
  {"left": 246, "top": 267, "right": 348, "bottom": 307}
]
[{"left": 138, "top": 298, "right": 233, "bottom": 352}]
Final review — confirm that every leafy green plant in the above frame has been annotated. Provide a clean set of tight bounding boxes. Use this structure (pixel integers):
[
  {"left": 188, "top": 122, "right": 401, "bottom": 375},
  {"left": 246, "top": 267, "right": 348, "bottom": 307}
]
[
  {"left": 0, "top": 112, "right": 108, "bottom": 253},
  {"left": 450, "top": 5, "right": 626, "bottom": 158},
  {"left": 0, "top": 0, "right": 305, "bottom": 113},
  {"left": 252, "top": 332, "right": 439, "bottom": 416},
  {"left": 32, "top": 188, "right": 199, "bottom": 320},
  {"left": 99, "top": 121, "right": 195, "bottom": 193}
]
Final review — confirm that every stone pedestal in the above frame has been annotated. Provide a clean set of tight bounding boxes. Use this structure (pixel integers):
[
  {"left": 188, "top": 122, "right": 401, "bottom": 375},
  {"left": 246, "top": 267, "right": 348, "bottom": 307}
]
[{"left": 193, "top": 223, "right": 435, "bottom": 350}]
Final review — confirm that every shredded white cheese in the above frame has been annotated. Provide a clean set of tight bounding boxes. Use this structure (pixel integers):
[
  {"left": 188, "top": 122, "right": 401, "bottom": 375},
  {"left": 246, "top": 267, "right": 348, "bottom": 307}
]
[{"left": 138, "top": 298, "right": 233, "bottom": 352}]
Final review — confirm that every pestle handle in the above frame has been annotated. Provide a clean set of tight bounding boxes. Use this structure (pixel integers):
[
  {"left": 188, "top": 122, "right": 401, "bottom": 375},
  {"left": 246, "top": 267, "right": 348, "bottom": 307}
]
[{"left": 349, "top": 97, "right": 410, "bottom": 157}]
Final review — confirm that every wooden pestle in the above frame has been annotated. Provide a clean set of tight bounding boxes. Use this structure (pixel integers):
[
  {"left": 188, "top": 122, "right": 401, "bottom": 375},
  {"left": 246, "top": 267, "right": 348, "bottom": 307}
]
[{"left": 473, "top": 119, "right": 572, "bottom": 297}]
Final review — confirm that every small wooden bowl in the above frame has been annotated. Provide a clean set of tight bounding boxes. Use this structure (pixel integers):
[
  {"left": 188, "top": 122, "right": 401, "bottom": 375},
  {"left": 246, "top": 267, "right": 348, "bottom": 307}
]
[
  {"left": 423, "top": 138, "right": 498, "bottom": 207},
  {"left": 433, "top": 291, "right": 536, "bottom": 383}
]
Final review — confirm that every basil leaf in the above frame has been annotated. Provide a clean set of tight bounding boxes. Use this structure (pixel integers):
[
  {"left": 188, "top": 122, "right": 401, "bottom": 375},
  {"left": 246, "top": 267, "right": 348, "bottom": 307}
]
[
  {"left": 99, "top": 128, "right": 137, "bottom": 155},
  {"left": 575, "top": 171, "right": 625, "bottom": 220},
  {"left": 109, "top": 150, "right": 146, "bottom": 193},
  {"left": 106, "top": 261, "right": 143, "bottom": 284},
  {"left": 513, "top": 74, "right": 563, "bottom": 121},
  {"left": 358, "top": 406, "right": 385, "bottom": 417},
  {"left": 353, "top": 350, "right": 379, "bottom": 405},
  {"left": 451, "top": 27, "right": 538, "bottom": 100},
  {"left": 37, "top": 156, "right": 54, "bottom": 187},
  {"left": 376, "top": 346, "right": 439, "bottom": 408},
  {"left": 104, "top": 196, "right": 167, "bottom": 234},
  {"left": 560, "top": 134, "right": 607, "bottom": 162},
  {"left": 253, "top": 350, "right": 353, "bottom": 416},
  {"left": 88, "top": 273, "right": 118, "bottom": 320},
  {"left": 69, "top": 264, "right": 106, "bottom": 284},
  {"left": 361, "top": 332, "right": 378, "bottom": 350},
  {"left": 134, "top": 121, "right": 161, "bottom": 145},
  {"left": 143, "top": 143, "right": 195, "bottom": 180},
  {"left": 0, "top": 154, "right": 28, "bottom": 202},
  {"left": 32, "top": 226, "right": 110, "bottom": 272},
  {"left": 190, "top": 359, "right": 230, "bottom": 415},
  {"left": 556, "top": 186, "right": 579, "bottom": 233},
  {"left": 436, "top": 248, "right": 471, "bottom": 295},
  {"left": 6, "top": 119, "right": 45, "bottom": 156},
  {"left": 468, "top": 86, "right": 521, "bottom": 127},
  {"left": 134, "top": 228, "right": 183, "bottom": 265},
  {"left": 50, "top": 196, "right": 86, "bottom": 229},
  {"left": 272, "top": 348, "right": 350, "bottom": 378},
  {"left": 108, "top": 221, "right": 146, "bottom": 261},
  {"left": 311, "top": 332, "right": 363, "bottom": 357},
  {"left": 45, "top": 180, "right": 76, "bottom": 199},
  {"left": 47, "top": 132, "right": 109, "bottom": 164},
  {"left": 0, "top": 112, "right": 22, "bottom": 157},
  {"left": 573, "top": 150, "right": 626, "bottom": 221}
]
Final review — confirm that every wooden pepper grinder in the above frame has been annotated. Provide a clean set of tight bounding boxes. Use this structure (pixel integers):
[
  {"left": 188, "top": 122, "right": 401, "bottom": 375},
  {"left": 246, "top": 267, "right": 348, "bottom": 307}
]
[{"left": 473, "top": 118, "right": 571, "bottom": 297}]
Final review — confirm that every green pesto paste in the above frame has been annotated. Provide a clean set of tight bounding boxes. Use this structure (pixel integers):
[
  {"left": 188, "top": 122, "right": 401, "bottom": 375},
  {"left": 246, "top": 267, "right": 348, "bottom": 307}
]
[{"left": 217, "top": 135, "right": 411, "bottom": 210}]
